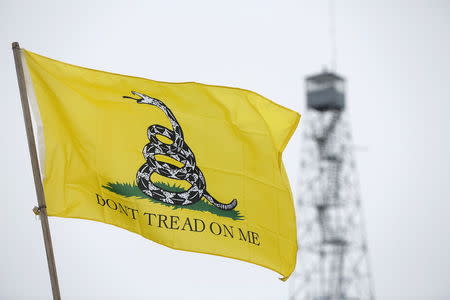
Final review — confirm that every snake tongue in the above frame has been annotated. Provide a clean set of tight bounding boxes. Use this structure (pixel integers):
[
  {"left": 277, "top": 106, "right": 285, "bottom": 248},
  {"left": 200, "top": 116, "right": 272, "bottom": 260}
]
[{"left": 123, "top": 93, "right": 143, "bottom": 103}]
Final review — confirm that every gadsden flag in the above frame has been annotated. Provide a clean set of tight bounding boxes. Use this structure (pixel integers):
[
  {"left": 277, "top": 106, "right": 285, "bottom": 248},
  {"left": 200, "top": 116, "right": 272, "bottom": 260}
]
[{"left": 21, "top": 49, "right": 300, "bottom": 279}]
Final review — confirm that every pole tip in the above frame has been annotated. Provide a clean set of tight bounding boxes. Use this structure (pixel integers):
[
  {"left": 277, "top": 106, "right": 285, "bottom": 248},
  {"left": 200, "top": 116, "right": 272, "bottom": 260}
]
[{"left": 12, "top": 42, "right": 20, "bottom": 49}]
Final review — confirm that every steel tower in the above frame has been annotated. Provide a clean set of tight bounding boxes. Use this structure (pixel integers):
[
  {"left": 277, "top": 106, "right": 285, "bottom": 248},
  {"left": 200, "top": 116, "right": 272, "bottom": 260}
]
[{"left": 290, "top": 71, "right": 375, "bottom": 300}]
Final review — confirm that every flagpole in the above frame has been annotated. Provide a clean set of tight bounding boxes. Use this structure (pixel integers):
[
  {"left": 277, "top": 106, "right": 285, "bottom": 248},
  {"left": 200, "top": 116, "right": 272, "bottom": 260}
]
[{"left": 12, "top": 42, "right": 62, "bottom": 300}]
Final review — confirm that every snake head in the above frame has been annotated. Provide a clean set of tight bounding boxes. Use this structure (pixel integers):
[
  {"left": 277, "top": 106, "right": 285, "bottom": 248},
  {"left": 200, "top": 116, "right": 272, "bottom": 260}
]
[{"left": 123, "top": 91, "right": 162, "bottom": 106}]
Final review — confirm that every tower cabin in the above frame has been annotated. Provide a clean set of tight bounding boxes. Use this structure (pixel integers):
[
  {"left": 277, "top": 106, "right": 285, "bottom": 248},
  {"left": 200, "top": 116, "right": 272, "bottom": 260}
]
[{"left": 306, "top": 71, "right": 345, "bottom": 111}]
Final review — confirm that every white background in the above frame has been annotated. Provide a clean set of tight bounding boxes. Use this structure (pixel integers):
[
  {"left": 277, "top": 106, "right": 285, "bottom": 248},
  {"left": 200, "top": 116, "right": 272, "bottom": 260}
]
[{"left": 1, "top": 0, "right": 449, "bottom": 299}]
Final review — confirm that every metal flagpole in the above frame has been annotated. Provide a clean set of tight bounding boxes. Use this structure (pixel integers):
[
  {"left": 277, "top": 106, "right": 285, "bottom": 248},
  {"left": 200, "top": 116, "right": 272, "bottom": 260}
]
[{"left": 12, "top": 42, "right": 62, "bottom": 300}]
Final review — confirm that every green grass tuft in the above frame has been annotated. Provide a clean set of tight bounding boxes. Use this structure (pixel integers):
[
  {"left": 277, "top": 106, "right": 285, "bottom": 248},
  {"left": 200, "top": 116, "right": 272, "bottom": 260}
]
[{"left": 102, "top": 182, "right": 244, "bottom": 221}]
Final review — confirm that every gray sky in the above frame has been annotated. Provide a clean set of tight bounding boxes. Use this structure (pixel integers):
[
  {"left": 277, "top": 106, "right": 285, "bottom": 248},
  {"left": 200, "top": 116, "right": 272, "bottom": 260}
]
[{"left": 1, "top": 0, "right": 449, "bottom": 299}]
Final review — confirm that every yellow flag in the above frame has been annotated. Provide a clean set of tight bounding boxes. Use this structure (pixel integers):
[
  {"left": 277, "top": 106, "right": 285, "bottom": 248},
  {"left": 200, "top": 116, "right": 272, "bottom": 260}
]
[{"left": 22, "top": 49, "right": 300, "bottom": 279}]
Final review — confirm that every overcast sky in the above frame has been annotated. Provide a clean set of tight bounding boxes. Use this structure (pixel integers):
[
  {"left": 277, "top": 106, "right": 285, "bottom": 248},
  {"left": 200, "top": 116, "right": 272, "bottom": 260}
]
[{"left": 1, "top": 0, "right": 449, "bottom": 299}]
